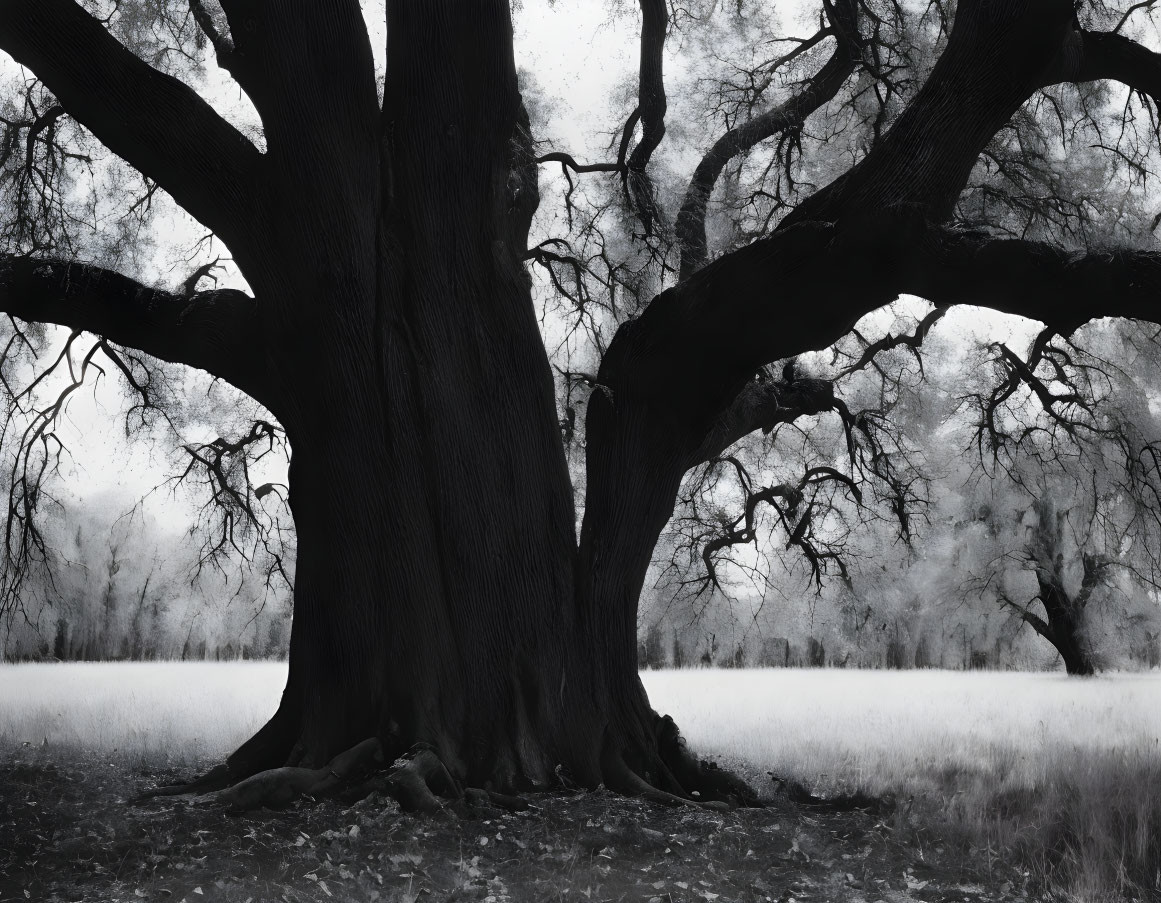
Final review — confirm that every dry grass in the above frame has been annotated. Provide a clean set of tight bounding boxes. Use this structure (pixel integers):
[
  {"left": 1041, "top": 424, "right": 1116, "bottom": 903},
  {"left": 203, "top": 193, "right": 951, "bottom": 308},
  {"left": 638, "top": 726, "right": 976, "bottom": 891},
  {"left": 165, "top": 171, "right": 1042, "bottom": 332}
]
[
  {"left": 0, "top": 661, "right": 284, "bottom": 766},
  {"left": 944, "top": 745, "right": 1161, "bottom": 901},
  {"left": 2, "top": 663, "right": 1159, "bottom": 899},
  {"left": 648, "top": 668, "right": 1161, "bottom": 902}
]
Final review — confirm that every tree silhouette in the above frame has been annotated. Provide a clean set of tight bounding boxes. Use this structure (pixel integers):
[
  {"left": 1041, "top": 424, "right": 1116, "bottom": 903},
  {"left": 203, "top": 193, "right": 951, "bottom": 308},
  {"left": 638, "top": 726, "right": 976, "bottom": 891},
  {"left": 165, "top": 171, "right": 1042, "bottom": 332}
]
[{"left": 0, "top": 0, "right": 1159, "bottom": 808}]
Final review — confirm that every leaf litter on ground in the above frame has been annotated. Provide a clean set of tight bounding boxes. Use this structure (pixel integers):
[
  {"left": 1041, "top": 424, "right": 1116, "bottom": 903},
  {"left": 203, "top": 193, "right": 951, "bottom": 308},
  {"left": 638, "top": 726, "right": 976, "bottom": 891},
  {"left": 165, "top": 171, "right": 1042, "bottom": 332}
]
[{"left": 0, "top": 748, "right": 1033, "bottom": 903}]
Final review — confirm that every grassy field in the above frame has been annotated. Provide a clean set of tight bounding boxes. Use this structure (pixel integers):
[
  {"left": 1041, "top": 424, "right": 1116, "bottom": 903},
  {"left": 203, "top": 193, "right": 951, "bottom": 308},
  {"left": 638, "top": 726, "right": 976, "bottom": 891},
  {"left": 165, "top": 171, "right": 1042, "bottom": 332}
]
[
  {"left": 0, "top": 661, "right": 286, "bottom": 765},
  {"left": 652, "top": 668, "right": 1161, "bottom": 901},
  {"left": 647, "top": 668, "right": 1161, "bottom": 789},
  {"left": 2, "top": 664, "right": 1160, "bottom": 900}
]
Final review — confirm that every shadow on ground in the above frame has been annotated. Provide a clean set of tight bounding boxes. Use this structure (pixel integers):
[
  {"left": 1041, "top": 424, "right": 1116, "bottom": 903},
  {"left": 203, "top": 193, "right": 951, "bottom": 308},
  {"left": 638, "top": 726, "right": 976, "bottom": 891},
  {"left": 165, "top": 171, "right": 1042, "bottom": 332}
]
[{"left": 0, "top": 749, "right": 1031, "bottom": 903}]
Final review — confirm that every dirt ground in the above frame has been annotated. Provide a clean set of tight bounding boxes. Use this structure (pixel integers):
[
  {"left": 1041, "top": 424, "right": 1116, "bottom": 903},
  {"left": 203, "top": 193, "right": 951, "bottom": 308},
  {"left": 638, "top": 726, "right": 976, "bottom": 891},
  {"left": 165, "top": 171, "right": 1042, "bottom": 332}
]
[{"left": 0, "top": 750, "right": 1033, "bottom": 903}]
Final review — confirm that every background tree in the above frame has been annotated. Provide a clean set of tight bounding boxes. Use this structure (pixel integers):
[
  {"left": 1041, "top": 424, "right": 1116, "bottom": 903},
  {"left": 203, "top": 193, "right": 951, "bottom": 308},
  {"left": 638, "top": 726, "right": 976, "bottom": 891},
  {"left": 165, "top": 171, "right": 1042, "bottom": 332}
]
[
  {"left": 635, "top": 302, "right": 1161, "bottom": 675},
  {"left": 0, "top": 488, "right": 291, "bottom": 661},
  {"left": 954, "top": 317, "right": 1161, "bottom": 673},
  {"left": 0, "top": 0, "right": 1159, "bottom": 810}
]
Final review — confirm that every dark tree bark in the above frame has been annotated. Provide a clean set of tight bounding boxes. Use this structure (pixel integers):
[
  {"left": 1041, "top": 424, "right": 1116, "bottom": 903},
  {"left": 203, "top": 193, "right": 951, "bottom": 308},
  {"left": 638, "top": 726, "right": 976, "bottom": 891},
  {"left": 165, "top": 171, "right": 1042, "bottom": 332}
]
[
  {"left": 0, "top": 0, "right": 1158, "bottom": 806},
  {"left": 1027, "top": 576, "right": 1096, "bottom": 676},
  {"left": 1009, "top": 499, "right": 1105, "bottom": 676}
]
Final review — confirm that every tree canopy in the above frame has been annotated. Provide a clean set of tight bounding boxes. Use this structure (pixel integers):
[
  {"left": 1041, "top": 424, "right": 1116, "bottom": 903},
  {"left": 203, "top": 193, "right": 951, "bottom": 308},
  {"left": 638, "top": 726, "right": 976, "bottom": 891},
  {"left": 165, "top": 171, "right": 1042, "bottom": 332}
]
[{"left": 0, "top": 0, "right": 1160, "bottom": 810}]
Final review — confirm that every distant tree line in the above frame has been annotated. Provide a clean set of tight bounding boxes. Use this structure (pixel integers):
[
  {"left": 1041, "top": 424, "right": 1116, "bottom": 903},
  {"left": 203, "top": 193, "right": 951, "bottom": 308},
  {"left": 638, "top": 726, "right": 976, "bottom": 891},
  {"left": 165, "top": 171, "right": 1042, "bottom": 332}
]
[{"left": 0, "top": 490, "right": 290, "bottom": 662}]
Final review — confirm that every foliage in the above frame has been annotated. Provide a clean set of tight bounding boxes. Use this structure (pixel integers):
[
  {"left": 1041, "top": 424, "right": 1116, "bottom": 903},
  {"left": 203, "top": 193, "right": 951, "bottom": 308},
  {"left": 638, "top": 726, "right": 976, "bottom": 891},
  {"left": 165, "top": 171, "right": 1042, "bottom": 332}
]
[{"left": 0, "top": 493, "right": 289, "bottom": 661}]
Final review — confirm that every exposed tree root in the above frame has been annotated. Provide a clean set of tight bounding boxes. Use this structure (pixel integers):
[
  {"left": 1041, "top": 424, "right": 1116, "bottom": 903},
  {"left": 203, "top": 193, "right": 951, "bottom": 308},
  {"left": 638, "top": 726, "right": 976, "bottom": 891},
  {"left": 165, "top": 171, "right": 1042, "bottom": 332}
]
[
  {"left": 651, "top": 714, "right": 760, "bottom": 808},
  {"left": 130, "top": 764, "right": 233, "bottom": 802},
  {"left": 381, "top": 744, "right": 460, "bottom": 813},
  {"left": 132, "top": 738, "right": 385, "bottom": 811},
  {"left": 211, "top": 765, "right": 333, "bottom": 812},
  {"left": 462, "top": 787, "right": 530, "bottom": 812},
  {"left": 132, "top": 712, "right": 759, "bottom": 817},
  {"left": 604, "top": 744, "right": 733, "bottom": 812},
  {"left": 609, "top": 755, "right": 715, "bottom": 809},
  {"left": 595, "top": 714, "right": 761, "bottom": 813},
  {"left": 211, "top": 737, "right": 384, "bottom": 812}
]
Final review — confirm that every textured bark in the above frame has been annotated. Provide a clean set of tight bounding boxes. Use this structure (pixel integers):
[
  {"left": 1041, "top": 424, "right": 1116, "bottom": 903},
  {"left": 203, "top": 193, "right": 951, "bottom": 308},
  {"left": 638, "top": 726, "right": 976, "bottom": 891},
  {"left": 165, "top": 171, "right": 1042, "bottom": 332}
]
[{"left": 220, "top": 0, "right": 721, "bottom": 799}]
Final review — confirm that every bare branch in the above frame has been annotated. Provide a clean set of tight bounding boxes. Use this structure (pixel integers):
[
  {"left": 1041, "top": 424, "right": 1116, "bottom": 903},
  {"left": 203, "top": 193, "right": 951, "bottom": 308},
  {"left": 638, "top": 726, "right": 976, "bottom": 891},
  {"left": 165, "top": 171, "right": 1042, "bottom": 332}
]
[
  {"left": 894, "top": 221, "right": 1161, "bottom": 335},
  {"left": 690, "top": 374, "right": 836, "bottom": 465},
  {"left": 836, "top": 307, "right": 947, "bottom": 379},
  {"left": 0, "top": 256, "right": 270, "bottom": 408},
  {"left": 1114, "top": 0, "right": 1159, "bottom": 35},
  {"left": 1072, "top": 29, "right": 1161, "bottom": 103},
  {"left": 999, "top": 592, "right": 1056, "bottom": 643},
  {"left": 188, "top": 0, "right": 235, "bottom": 60},
  {"left": 675, "top": 0, "right": 861, "bottom": 278},
  {"left": 623, "top": 0, "right": 669, "bottom": 237},
  {"left": 535, "top": 152, "right": 622, "bottom": 175},
  {"left": 173, "top": 418, "right": 292, "bottom": 591},
  {"left": 689, "top": 458, "right": 861, "bottom": 596},
  {"left": 0, "top": 0, "right": 265, "bottom": 260}
]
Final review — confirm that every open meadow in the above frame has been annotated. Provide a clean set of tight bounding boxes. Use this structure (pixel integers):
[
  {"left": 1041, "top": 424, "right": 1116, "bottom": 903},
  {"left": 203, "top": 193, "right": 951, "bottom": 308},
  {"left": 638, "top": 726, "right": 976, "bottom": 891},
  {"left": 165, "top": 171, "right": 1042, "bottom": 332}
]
[{"left": 2, "top": 664, "right": 1159, "bottom": 901}]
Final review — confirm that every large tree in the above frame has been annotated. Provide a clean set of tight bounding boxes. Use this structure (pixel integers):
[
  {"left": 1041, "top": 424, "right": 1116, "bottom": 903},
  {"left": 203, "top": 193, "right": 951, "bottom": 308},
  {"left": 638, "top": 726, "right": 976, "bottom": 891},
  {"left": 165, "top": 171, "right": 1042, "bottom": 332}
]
[{"left": 0, "top": 0, "right": 1160, "bottom": 807}]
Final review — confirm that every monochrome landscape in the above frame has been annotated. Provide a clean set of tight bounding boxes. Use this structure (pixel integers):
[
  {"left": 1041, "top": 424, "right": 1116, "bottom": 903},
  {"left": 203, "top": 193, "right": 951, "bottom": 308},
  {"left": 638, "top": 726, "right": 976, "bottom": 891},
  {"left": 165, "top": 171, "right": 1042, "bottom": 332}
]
[{"left": 1, "top": 0, "right": 1161, "bottom": 900}]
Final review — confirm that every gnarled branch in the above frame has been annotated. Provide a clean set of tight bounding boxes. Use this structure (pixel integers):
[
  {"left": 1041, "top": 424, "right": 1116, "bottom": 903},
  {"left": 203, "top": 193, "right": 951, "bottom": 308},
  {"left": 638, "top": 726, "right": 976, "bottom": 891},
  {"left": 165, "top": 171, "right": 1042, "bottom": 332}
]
[
  {"left": 0, "top": 256, "right": 270, "bottom": 407},
  {"left": 623, "top": 0, "right": 668, "bottom": 236},
  {"left": 675, "top": 0, "right": 860, "bottom": 278},
  {"left": 1071, "top": 29, "right": 1161, "bottom": 103},
  {"left": 0, "top": 0, "right": 265, "bottom": 260},
  {"left": 999, "top": 592, "right": 1057, "bottom": 643},
  {"left": 690, "top": 375, "right": 836, "bottom": 466}
]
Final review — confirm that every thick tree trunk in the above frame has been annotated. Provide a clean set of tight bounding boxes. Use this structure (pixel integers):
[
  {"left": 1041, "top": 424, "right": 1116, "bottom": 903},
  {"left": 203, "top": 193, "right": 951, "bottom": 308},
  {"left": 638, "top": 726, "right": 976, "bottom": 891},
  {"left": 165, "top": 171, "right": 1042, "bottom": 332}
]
[
  {"left": 224, "top": 190, "right": 663, "bottom": 798},
  {"left": 1055, "top": 632, "right": 1096, "bottom": 677},
  {"left": 224, "top": 345, "right": 719, "bottom": 797},
  {"left": 1033, "top": 578, "right": 1096, "bottom": 677},
  {"left": 205, "top": 0, "right": 744, "bottom": 807},
  {"left": 1023, "top": 500, "right": 1097, "bottom": 677}
]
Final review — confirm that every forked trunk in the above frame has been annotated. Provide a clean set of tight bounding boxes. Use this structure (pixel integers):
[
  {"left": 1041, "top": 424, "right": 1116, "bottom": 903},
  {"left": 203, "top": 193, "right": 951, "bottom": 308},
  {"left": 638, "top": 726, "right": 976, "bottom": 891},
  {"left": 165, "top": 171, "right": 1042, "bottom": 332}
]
[
  {"left": 210, "top": 0, "right": 739, "bottom": 804},
  {"left": 223, "top": 321, "right": 717, "bottom": 796}
]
